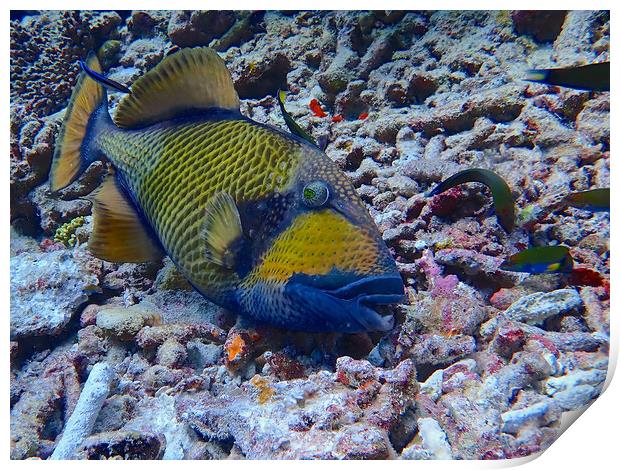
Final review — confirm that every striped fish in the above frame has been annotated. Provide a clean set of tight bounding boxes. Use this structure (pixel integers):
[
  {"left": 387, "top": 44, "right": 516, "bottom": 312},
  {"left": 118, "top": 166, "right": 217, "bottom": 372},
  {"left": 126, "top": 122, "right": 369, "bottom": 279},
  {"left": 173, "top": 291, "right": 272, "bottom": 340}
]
[{"left": 50, "top": 47, "right": 404, "bottom": 333}]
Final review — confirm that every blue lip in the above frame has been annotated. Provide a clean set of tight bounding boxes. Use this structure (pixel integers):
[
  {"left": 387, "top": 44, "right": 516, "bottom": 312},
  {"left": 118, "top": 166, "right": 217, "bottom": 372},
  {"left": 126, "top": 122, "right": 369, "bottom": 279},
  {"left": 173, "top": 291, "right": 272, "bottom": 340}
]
[
  {"left": 285, "top": 274, "right": 405, "bottom": 333},
  {"left": 326, "top": 274, "right": 405, "bottom": 302}
]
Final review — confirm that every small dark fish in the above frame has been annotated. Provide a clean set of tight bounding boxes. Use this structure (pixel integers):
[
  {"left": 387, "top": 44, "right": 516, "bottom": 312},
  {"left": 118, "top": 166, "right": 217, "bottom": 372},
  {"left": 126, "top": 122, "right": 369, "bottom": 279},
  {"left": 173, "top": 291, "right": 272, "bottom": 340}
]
[
  {"left": 525, "top": 62, "right": 609, "bottom": 92},
  {"left": 564, "top": 188, "right": 610, "bottom": 212},
  {"left": 79, "top": 59, "right": 132, "bottom": 94},
  {"left": 277, "top": 90, "right": 317, "bottom": 146},
  {"left": 499, "top": 245, "right": 573, "bottom": 274},
  {"left": 427, "top": 168, "right": 515, "bottom": 232}
]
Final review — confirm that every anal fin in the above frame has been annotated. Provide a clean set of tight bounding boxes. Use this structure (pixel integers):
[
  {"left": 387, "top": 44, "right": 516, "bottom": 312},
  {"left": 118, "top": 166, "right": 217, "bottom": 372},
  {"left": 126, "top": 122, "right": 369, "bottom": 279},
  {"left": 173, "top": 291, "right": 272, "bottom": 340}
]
[{"left": 89, "top": 174, "right": 163, "bottom": 263}]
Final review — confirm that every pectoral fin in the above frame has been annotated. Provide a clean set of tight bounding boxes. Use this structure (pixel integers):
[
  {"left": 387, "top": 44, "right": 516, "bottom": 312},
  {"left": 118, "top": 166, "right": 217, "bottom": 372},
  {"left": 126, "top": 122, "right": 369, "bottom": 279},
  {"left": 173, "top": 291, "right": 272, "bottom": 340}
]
[
  {"left": 202, "top": 192, "right": 244, "bottom": 269},
  {"left": 88, "top": 173, "right": 164, "bottom": 263}
]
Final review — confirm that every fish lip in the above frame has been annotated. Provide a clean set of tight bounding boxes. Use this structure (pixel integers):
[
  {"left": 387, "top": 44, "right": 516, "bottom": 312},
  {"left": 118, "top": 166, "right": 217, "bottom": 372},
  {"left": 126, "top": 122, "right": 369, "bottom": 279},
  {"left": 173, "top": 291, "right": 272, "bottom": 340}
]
[
  {"left": 326, "top": 274, "right": 405, "bottom": 304},
  {"left": 284, "top": 274, "right": 405, "bottom": 333},
  {"left": 325, "top": 274, "right": 405, "bottom": 332}
]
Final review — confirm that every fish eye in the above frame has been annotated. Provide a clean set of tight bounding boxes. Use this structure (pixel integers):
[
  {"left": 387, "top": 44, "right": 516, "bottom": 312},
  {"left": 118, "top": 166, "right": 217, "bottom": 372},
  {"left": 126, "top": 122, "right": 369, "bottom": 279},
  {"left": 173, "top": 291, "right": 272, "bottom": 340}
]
[{"left": 302, "top": 181, "right": 330, "bottom": 208}]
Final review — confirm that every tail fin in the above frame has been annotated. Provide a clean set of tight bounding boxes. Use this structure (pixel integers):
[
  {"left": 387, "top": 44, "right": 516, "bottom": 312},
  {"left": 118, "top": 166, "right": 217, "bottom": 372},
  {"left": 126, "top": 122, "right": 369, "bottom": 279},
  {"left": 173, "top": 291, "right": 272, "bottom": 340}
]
[{"left": 50, "top": 52, "right": 110, "bottom": 191}]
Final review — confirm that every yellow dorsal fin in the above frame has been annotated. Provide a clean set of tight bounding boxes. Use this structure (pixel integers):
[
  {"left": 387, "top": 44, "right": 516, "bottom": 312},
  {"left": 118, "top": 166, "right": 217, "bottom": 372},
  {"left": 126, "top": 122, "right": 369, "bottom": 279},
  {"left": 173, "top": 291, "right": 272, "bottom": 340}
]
[
  {"left": 202, "top": 192, "right": 243, "bottom": 269},
  {"left": 88, "top": 173, "right": 164, "bottom": 263},
  {"left": 113, "top": 47, "right": 240, "bottom": 129}
]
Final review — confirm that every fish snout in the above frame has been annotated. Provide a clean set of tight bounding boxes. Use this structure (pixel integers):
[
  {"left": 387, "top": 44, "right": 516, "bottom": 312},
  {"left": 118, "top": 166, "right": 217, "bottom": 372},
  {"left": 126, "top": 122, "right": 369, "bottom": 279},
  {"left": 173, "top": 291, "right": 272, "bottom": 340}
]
[
  {"left": 284, "top": 272, "right": 405, "bottom": 333},
  {"left": 326, "top": 274, "right": 405, "bottom": 304}
]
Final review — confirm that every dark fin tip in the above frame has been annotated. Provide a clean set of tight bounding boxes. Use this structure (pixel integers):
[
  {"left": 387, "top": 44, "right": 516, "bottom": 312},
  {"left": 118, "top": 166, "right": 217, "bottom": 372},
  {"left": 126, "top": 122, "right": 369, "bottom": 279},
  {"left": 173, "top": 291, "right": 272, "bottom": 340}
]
[{"left": 80, "top": 59, "right": 131, "bottom": 94}]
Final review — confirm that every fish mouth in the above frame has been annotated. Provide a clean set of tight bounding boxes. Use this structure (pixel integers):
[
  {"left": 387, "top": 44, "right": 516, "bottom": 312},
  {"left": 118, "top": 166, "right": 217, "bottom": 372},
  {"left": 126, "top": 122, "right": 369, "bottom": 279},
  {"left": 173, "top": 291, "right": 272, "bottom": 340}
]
[
  {"left": 325, "top": 275, "right": 405, "bottom": 332},
  {"left": 284, "top": 273, "right": 405, "bottom": 333},
  {"left": 326, "top": 274, "right": 405, "bottom": 303}
]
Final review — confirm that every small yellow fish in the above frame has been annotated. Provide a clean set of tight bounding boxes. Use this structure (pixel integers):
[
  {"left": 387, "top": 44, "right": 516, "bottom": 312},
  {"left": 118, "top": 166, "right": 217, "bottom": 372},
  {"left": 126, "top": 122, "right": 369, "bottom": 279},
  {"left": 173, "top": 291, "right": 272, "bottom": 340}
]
[
  {"left": 82, "top": 284, "right": 103, "bottom": 295},
  {"left": 50, "top": 47, "right": 404, "bottom": 333}
]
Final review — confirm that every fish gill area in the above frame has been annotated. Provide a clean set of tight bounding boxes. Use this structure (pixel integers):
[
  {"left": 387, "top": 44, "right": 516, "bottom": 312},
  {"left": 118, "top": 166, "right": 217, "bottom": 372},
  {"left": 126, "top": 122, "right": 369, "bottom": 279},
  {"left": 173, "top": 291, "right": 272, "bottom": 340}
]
[{"left": 10, "top": 10, "right": 610, "bottom": 460}]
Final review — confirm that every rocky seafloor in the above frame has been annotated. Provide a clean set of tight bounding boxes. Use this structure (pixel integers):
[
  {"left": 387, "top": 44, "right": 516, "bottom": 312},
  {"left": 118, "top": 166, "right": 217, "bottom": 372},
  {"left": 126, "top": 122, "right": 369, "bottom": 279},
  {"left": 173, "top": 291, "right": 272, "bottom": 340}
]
[{"left": 10, "top": 10, "right": 610, "bottom": 460}]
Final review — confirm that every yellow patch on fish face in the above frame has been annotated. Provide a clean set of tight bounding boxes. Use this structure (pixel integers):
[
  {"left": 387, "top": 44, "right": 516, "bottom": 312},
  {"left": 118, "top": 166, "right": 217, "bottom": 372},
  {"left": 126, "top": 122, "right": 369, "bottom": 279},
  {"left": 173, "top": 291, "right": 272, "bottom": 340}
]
[
  {"left": 547, "top": 262, "right": 561, "bottom": 272},
  {"left": 243, "top": 210, "right": 381, "bottom": 286}
]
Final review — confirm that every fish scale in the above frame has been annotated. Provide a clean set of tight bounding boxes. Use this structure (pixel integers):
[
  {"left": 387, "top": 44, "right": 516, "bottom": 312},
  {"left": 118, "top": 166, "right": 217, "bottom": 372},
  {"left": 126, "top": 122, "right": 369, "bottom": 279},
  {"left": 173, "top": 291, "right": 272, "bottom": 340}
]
[{"left": 97, "top": 117, "right": 302, "bottom": 305}]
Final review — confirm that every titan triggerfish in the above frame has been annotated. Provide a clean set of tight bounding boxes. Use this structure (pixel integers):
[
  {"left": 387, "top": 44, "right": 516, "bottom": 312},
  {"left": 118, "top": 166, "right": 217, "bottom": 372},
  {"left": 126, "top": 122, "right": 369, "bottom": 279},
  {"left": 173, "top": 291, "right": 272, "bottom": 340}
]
[{"left": 50, "top": 47, "right": 405, "bottom": 333}]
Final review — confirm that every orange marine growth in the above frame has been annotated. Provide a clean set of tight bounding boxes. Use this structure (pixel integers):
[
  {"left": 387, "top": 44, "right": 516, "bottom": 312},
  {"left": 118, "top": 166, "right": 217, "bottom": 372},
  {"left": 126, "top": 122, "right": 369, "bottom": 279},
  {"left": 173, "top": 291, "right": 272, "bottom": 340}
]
[
  {"left": 226, "top": 334, "right": 246, "bottom": 363},
  {"left": 250, "top": 375, "right": 275, "bottom": 404},
  {"left": 309, "top": 98, "right": 327, "bottom": 117}
]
